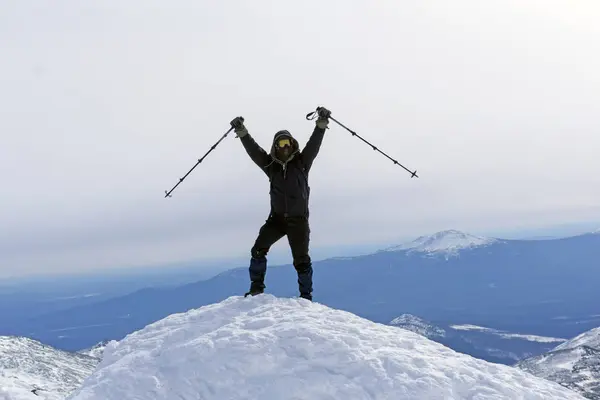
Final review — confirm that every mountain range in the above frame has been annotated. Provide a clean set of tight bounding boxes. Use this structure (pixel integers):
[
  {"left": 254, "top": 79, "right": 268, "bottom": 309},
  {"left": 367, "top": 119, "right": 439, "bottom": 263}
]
[
  {"left": 3, "top": 229, "right": 599, "bottom": 365},
  {"left": 1, "top": 303, "right": 598, "bottom": 399}
]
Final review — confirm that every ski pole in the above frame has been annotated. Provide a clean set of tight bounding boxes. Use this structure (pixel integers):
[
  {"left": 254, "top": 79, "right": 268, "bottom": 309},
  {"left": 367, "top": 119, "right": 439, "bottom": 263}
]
[
  {"left": 164, "top": 124, "right": 236, "bottom": 197},
  {"left": 306, "top": 107, "right": 418, "bottom": 178}
]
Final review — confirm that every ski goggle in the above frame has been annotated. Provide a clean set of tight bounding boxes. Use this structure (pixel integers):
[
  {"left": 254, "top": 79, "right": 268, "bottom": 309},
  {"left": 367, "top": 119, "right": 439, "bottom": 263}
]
[{"left": 277, "top": 138, "right": 291, "bottom": 148}]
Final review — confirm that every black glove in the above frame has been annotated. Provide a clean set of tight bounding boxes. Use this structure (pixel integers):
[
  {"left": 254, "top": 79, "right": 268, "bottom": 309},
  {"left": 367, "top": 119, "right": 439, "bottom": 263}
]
[
  {"left": 316, "top": 107, "right": 330, "bottom": 129},
  {"left": 317, "top": 107, "right": 331, "bottom": 118},
  {"left": 230, "top": 116, "right": 248, "bottom": 137}
]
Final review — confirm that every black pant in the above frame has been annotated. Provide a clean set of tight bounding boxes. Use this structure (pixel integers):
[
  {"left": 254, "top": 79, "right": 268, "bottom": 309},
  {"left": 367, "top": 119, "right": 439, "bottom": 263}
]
[{"left": 249, "top": 213, "right": 312, "bottom": 297}]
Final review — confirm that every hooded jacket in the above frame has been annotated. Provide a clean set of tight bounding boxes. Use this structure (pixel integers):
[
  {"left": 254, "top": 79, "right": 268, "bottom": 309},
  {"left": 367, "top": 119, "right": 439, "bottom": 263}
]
[{"left": 240, "top": 126, "right": 326, "bottom": 218}]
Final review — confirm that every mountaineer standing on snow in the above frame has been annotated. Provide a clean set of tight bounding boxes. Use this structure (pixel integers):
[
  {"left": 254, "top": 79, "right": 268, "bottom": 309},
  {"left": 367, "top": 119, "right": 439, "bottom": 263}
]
[{"left": 229, "top": 107, "right": 331, "bottom": 301}]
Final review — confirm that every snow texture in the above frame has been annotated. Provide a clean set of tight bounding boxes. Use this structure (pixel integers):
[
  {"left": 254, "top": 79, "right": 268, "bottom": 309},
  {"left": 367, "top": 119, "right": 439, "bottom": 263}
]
[
  {"left": 68, "top": 295, "right": 583, "bottom": 400},
  {"left": 384, "top": 229, "right": 497, "bottom": 257},
  {"left": 0, "top": 336, "right": 98, "bottom": 400},
  {"left": 516, "top": 346, "right": 600, "bottom": 399},
  {"left": 554, "top": 327, "right": 600, "bottom": 352},
  {"left": 389, "top": 314, "right": 446, "bottom": 339},
  {"left": 516, "top": 326, "right": 600, "bottom": 399},
  {"left": 77, "top": 341, "right": 109, "bottom": 360}
]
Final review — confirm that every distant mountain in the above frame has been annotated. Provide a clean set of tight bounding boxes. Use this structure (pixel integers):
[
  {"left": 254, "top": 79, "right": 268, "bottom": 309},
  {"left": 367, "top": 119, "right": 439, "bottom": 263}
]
[
  {"left": 389, "top": 314, "right": 446, "bottom": 339},
  {"left": 0, "top": 336, "right": 98, "bottom": 399},
  {"left": 449, "top": 323, "right": 567, "bottom": 344},
  {"left": 554, "top": 327, "right": 600, "bottom": 352},
  {"left": 6, "top": 229, "right": 600, "bottom": 362},
  {"left": 382, "top": 229, "right": 498, "bottom": 257},
  {"left": 516, "top": 326, "right": 600, "bottom": 399},
  {"left": 388, "top": 315, "right": 566, "bottom": 364}
]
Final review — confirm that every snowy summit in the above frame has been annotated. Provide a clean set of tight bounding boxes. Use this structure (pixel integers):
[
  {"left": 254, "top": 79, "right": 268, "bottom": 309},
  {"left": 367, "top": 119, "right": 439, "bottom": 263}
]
[
  {"left": 384, "top": 229, "right": 498, "bottom": 257},
  {"left": 67, "top": 295, "right": 582, "bottom": 400}
]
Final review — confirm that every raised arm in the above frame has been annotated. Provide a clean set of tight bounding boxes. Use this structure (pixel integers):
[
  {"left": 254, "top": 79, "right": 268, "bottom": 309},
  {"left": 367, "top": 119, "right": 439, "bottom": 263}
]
[
  {"left": 231, "top": 117, "right": 271, "bottom": 173},
  {"left": 301, "top": 107, "right": 330, "bottom": 172}
]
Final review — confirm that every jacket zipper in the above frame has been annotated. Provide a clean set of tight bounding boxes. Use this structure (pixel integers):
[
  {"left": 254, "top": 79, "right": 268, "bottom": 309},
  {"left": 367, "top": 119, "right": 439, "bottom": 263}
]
[{"left": 283, "top": 163, "right": 288, "bottom": 217}]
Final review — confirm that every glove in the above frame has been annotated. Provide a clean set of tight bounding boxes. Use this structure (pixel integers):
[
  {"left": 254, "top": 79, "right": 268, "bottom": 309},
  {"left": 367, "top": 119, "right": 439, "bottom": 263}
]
[
  {"left": 230, "top": 116, "right": 248, "bottom": 138},
  {"left": 316, "top": 107, "right": 330, "bottom": 129}
]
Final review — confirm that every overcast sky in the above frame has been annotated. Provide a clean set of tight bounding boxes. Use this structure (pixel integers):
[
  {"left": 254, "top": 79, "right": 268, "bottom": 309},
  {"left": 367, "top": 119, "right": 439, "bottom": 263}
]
[{"left": 1, "top": 0, "right": 599, "bottom": 278}]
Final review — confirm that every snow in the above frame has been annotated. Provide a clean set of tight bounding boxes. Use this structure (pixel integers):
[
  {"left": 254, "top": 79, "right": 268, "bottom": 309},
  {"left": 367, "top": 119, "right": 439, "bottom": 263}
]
[
  {"left": 451, "top": 324, "right": 497, "bottom": 332},
  {"left": 497, "top": 333, "right": 566, "bottom": 343},
  {"left": 516, "top": 345, "right": 600, "bottom": 399},
  {"left": 77, "top": 341, "right": 109, "bottom": 360},
  {"left": 384, "top": 229, "right": 498, "bottom": 257},
  {"left": 0, "top": 336, "right": 98, "bottom": 400},
  {"left": 389, "top": 314, "right": 446, "bottom": 339},
  {"left": 450, "top": 325, "right": 566, "bottom": 343},
  {"left": 554, "top": 326, "right": 600, "bottom": 351},
  {"left": 516, "top": 326, "right": 600, "bottom": 399},
  {"left": 517, "top": 346, "right": 594, "bottom": 375},
  {"left": 0, "top": 374, "right": 64, "bottom": 400},
  {"left": 68, "top": 295, "right": 583, "bottom": 400}
]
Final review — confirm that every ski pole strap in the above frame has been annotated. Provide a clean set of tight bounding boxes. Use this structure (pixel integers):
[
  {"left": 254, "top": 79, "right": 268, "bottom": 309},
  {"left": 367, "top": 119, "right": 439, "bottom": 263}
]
[{"left": 306, "top": 110, "right": 318, "bottom": 120}]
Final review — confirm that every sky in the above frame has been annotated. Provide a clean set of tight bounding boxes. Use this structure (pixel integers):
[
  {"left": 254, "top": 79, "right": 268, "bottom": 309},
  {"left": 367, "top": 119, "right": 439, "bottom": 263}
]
[{"left": 1, "top": 0, "right": 600, "bottom": 278}]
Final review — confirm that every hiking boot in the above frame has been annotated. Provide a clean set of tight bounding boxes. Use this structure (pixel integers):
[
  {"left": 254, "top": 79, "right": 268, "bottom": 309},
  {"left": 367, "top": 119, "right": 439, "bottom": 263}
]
[
  {"left": 300, "top": 292, "right": 312, "bottom": 301},
  {"left": 244, "top": 282, "right": 265, "bottom": 297}
]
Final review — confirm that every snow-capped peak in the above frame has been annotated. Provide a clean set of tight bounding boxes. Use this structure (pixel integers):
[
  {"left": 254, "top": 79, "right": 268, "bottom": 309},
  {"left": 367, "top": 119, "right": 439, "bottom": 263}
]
[
  {"left": 67, "top": 295, "right": 581, "bottom": 400},
  {"left": 385, "top": 229, "right": 497, "bottom": 256}
]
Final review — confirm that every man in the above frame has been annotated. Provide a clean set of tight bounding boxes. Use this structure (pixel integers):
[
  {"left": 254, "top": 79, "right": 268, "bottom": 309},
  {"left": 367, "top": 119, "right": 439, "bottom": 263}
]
[{"left": 230, "top": 107, "right": 331, "bottom": 301}]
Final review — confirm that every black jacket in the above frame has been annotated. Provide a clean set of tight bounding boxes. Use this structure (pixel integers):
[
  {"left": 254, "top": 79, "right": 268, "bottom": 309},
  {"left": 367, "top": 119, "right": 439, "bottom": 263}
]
[{"left": 240, "top": 126, "right": 326, "bottom": 218}]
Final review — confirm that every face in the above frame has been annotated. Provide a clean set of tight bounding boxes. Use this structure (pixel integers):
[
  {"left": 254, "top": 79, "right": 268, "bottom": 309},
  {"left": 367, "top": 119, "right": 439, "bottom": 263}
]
[{"left": 275, "top": 136, "right": 293, "bottom": 161}]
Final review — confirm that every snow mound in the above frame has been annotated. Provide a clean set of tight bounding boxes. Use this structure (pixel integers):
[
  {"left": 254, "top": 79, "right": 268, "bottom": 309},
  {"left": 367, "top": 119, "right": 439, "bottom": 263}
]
[
  {"left": 554, "top": 326, "right": 600, "bottom": 352},
  {"left": 0, "top": 336, "right": 98, "bottom": 400},
  {"left": 385, "top": 229, "right": 498, "bottom": 257},
  {"left": 68, "top": 295, "right": 583, "bottom": 400}
]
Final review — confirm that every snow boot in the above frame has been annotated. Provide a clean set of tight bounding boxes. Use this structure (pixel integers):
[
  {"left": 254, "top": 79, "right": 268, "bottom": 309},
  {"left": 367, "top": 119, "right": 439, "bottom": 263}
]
[
  {"left": 295, "top": 262, "right": 313, "bottom": 301},
  {"left": 300, "top": 292, "right": 312, "bottom": 301},
  {"left": 244, "top": 281, "right": 265, "bottom": 297}
]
